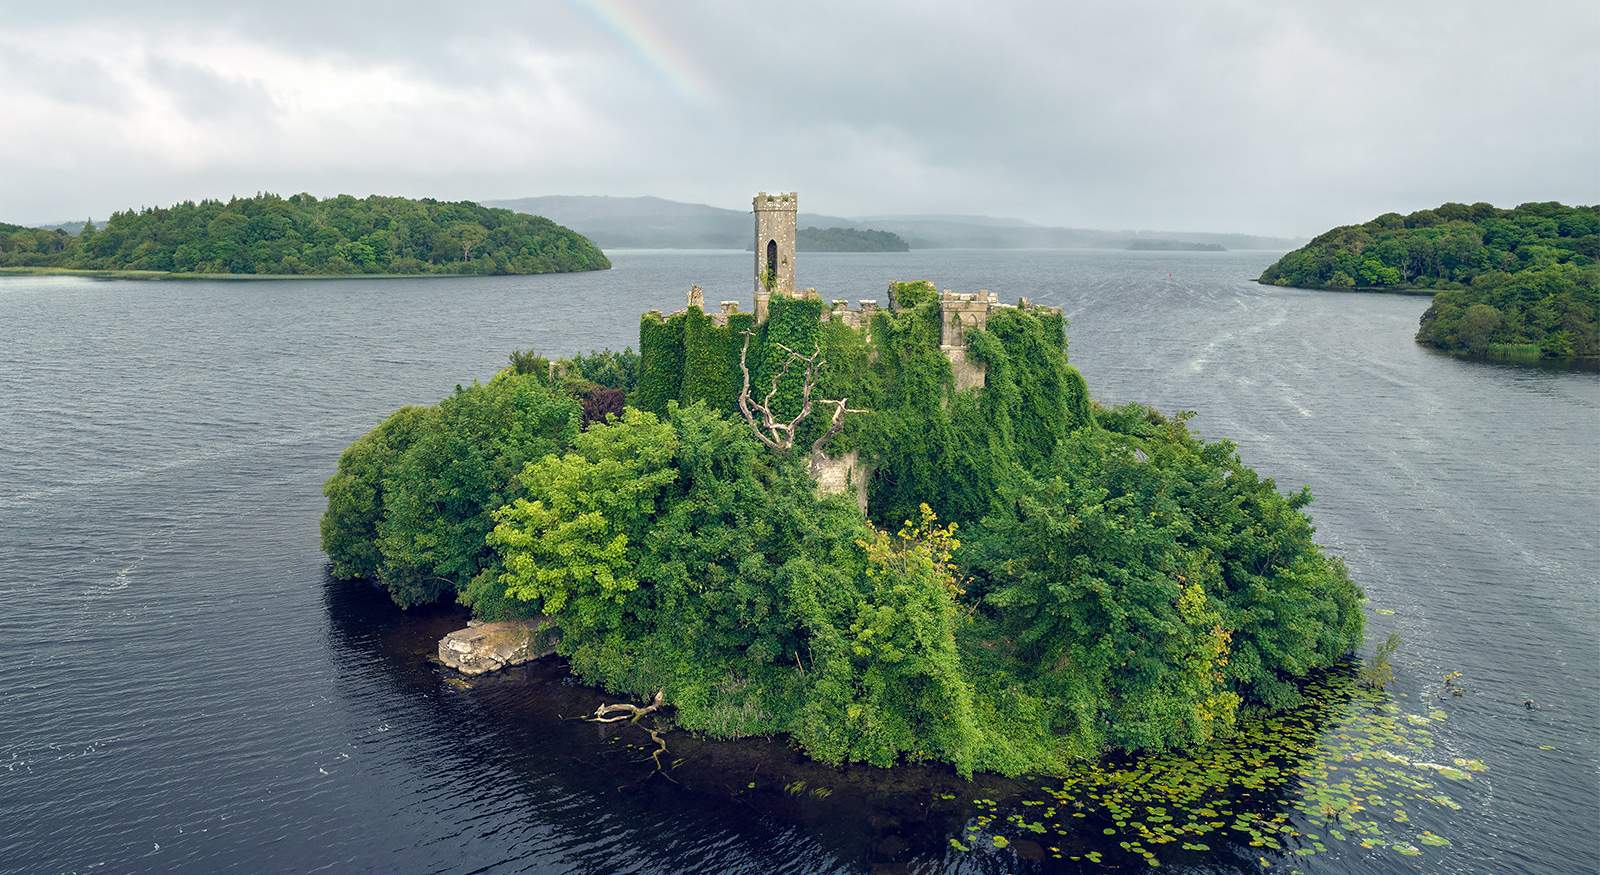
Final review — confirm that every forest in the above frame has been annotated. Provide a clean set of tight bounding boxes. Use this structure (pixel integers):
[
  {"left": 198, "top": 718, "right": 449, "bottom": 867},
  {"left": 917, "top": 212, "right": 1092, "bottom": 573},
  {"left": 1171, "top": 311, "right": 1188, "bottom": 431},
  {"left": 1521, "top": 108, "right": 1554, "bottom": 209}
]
[
  {"left": 1259, "top": 201, "right": 1599, "bottom": 361},
  {"left": 797, "top": 226, "right": 910, "bottom": 252},
  {"left": 0, "top": 194, "right": 610, "bottom": 276},
  {"left": 321, "top": 282, "right": 1364, "bottom": 777}
]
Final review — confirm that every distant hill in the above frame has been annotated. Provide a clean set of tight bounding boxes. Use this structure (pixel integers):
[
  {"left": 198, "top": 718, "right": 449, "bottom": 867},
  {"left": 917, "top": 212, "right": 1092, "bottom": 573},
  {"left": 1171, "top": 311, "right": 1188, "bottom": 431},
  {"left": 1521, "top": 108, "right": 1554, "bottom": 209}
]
[
  {"left": 855, "top": 215, "right": 1291, "bottom": 250},
  {"left": 0, "top": 194, "right": 610, "bottom": 276},
  {"left": 485, "top": 195, "right": 857, "bottom": 249},
  {"left": 488, "top": 195, "right": 1299, "bottom": 251}
]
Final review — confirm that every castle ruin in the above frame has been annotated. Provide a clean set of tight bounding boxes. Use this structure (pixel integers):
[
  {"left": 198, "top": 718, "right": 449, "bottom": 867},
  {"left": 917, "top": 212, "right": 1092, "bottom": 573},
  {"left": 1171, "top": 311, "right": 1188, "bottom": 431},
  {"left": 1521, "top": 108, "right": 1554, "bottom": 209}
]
[
  {"left": 642, "top": 192, "right": 1060, "bottom": 508},
  {"left": 663, "top": 191, "right": 1055, "bottom": 384}
]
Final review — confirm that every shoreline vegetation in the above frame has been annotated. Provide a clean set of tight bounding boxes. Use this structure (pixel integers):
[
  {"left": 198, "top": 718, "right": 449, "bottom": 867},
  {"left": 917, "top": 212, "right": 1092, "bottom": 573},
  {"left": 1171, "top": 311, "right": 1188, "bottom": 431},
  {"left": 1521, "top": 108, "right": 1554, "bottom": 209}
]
[
  {"left": 0, "top": 193, "right": 610, "bottom": 278},
  {"left": 0, "top": 266, "right": 509, "bottom": 281},
  {"left": 1257, "top": 201, "right": 1599, "bottom": 364},
  {"left": 322, "top": 280, "right": 1365, "bottom": 779}
]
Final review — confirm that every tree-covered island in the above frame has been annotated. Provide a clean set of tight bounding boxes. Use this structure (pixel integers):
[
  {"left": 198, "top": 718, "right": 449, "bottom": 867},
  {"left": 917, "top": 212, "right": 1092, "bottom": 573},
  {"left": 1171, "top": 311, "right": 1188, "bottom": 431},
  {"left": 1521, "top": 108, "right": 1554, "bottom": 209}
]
[
  {"left": 0, "top": 193, "right": 609, "bottom": 276},
  {"left": 322, "top": 279, "right": 1364, "bottom": 778},
  {"left": 1127, "top": 239, "right": 1225, "bottom": 252},
  {"left": 798, "top": 226, "right": 910, "bottom": 252},
  {"left": 1259, "top": 201, "right": 1599, "bottom": 363}
]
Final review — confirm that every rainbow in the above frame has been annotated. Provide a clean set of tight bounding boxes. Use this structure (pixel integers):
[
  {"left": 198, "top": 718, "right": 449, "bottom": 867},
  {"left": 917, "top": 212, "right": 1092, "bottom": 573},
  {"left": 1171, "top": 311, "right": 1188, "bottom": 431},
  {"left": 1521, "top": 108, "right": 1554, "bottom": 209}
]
[{"left": 574, "top": 0, "right": 712, "bottom": 102}]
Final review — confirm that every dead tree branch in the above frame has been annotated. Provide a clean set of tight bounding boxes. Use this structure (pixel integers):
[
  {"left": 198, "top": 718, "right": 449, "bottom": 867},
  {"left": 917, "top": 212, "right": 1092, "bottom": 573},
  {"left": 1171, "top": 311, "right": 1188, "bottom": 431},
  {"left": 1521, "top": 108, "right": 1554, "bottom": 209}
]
[
  {"left": 738, "top": 332, "right": 864, "bottom": 457},
  {"left": 584, "top": 690, "right": 670, "bottom": 772}
]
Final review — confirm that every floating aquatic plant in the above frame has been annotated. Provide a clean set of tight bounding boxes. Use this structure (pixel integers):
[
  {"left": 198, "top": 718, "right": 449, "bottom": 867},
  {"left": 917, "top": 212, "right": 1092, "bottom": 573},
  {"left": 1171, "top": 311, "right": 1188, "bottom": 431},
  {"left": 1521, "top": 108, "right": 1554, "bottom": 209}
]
[{"left": 948, "top": 671, "right": 1483, "bottom": 867}]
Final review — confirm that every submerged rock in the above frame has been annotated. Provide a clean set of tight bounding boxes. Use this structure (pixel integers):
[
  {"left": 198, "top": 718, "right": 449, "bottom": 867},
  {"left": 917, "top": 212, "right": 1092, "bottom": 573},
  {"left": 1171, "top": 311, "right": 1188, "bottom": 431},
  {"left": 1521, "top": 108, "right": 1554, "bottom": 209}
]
[{"left": 437, "top": 618, "right": 557, "bottom": 675}]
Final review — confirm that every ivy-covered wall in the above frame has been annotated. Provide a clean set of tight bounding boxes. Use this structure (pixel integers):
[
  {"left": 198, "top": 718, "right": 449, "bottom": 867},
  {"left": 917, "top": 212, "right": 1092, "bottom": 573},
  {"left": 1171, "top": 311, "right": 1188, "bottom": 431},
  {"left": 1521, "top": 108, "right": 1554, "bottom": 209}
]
[
  {"left": 680, "top": 308, "right": 751, "bottom": 414},
  {"left": 635, "top": 283, "right": 1094, "bottom": 528},
  {"left": 636, "top": 312, "right": 686, "bottom": 414},
  {"left": 754, "top": 295, "right": 825, "bottom": 423}
]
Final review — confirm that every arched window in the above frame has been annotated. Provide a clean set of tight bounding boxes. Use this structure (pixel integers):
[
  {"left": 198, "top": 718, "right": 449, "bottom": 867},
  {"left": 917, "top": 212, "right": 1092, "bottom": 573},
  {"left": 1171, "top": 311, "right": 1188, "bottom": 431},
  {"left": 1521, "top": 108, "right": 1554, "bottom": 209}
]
[{"left": 765, "top": 239, "right": 778, "bottom": 284}]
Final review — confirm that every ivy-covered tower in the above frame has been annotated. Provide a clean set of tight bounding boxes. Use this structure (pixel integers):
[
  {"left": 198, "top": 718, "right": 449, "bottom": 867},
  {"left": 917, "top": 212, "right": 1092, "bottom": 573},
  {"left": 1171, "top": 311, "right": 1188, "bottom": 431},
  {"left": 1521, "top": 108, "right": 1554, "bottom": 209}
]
[{"left": 753, "top": 191, "right": 797, "bottom": 322}]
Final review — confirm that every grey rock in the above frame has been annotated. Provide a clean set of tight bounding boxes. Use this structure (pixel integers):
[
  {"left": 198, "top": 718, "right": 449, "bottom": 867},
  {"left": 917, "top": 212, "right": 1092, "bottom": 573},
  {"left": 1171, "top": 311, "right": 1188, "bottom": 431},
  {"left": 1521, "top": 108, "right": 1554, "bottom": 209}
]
[{"left": 438, "top": 618, "right": 557, "bottom": 676}]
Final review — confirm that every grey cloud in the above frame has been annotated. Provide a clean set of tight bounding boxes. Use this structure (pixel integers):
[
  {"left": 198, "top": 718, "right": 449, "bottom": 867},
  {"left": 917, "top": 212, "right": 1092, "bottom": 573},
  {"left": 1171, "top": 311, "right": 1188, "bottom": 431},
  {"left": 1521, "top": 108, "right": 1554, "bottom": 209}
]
[
  {"left": 0, "top": 44, "right": 128, "bottom": 111},
  {"left": 1, "top": 0, "right": 1595, "bottom": 233},
  {"left": 143, "top": 56, "right": 278, "bottom": 121}
]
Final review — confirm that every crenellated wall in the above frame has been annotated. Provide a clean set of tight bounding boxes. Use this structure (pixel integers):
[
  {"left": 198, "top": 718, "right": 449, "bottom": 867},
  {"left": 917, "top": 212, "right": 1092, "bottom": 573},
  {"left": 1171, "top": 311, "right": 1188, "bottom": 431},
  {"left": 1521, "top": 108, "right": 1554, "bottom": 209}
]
[
  {"left": 656, "top": 282, "right": 1060, "bottom": 396},
  {"left": 639, "top": 192, "right": 1063, "bottom": 515}
]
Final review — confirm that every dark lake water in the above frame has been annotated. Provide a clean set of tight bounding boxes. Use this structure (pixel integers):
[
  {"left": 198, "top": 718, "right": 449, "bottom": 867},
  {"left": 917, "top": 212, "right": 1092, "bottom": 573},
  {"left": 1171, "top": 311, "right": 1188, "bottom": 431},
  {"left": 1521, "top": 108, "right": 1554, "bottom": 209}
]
[{"left": 1, "top": 249, "right": 1596, "bottom": 874}]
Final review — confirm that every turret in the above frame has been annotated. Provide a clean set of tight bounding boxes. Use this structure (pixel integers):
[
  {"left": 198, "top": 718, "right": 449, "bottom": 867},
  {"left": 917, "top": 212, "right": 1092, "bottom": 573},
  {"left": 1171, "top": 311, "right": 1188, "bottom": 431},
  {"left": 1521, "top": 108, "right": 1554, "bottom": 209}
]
[{"left": 753, "top": 191, "right": 797, "bottom": 322}]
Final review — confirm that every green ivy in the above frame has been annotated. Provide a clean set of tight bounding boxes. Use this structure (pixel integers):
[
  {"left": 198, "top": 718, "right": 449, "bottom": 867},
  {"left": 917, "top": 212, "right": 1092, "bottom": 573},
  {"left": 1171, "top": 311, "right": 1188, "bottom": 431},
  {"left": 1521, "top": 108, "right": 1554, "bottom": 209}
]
[{"left": 635, "top": 312, "right": 686, "bottom": 414}]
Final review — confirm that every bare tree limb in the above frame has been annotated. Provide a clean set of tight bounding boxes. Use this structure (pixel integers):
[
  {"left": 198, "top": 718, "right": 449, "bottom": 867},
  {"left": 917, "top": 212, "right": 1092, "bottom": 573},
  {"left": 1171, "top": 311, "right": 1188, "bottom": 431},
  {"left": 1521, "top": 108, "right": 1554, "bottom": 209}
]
[
  {"left": 583, "top": 690, "right": 671, "bottom": 773},
  {"left": 738, "top": 331, "right": 862, "bottom": 455},
  {"left": 586, "top": 689, "right": 664, "bottom": 724}
]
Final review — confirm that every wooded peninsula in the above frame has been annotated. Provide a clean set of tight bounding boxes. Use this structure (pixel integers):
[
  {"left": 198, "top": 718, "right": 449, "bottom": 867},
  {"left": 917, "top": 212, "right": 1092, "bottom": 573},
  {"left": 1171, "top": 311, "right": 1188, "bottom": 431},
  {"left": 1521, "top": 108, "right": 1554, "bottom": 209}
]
[
  {"left": 0, "top": 194, "right": 610, "bottom": 277},
  {"left": 1258, "top": 201, "right": 1598, "bottom": 362}
]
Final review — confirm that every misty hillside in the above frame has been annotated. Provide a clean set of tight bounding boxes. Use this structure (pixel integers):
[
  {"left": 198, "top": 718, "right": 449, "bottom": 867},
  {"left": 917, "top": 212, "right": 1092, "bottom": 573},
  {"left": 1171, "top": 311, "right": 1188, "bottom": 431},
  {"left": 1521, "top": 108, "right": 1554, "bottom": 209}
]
[
  {"left": 487, "top": 195, "right": 1302, "bottom": 251},
  {"left": 485, "top": 195, "right": 856, "bottom": 249}
]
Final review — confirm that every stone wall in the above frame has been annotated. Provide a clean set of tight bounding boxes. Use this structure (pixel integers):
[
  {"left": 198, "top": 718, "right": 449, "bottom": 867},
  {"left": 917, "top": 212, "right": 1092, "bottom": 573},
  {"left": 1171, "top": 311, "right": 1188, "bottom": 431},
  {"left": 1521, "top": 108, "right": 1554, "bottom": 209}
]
[
  {"left": 657, "top": 283, "right": 1063, "bottom": 401},
  {"left": 810, "top": 449, "right": 870, "bottom": 513},
  {"left": 940, "top": 290, "right": 998, "bottom": 392}
]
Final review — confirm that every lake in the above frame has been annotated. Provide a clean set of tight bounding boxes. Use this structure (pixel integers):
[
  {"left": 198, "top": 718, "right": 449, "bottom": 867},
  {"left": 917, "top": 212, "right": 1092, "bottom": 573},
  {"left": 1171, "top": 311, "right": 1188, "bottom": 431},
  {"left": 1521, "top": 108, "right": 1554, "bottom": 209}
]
[{"left": 1, "top": 249, "right": 1595, "bottom": 873}]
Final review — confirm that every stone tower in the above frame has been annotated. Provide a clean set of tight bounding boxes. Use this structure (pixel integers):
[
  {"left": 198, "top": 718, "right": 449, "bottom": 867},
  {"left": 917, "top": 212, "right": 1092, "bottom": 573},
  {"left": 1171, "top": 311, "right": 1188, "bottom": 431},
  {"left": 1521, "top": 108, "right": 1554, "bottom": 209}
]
[
  {"left": 753, "top": 191, "right": 797, "bottom": 322},
  {"left": 940, "top": 290, "right": 997, "bottom": 391}
]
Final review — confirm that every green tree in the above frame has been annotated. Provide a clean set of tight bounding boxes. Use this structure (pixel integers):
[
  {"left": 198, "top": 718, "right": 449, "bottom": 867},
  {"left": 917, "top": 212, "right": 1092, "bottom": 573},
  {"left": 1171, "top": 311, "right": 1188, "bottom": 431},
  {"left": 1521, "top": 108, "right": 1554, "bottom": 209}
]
[
  {"left": 1456, "top": 303, "right": 1504, "bottom": 354},
  {"left": 321, "top": 405, "right": 435, "bottom": 580},
  {"left": 366, "top": 373, "right": 580, "bottom": 607}
]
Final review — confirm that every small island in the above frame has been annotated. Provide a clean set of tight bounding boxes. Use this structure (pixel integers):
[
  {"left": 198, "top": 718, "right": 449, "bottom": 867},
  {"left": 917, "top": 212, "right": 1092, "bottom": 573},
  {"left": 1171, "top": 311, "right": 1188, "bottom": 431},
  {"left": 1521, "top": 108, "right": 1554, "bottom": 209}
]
[
  {"left": 1259, "top": 201, "right": 1599, "bottom": 363},
  {"left": 1127, "top": 239, "right": 1225, "bottom": 252},
  {"left": 322, "top": 193, "right": 1364, "bottom": 778},
  {"left": 0, "top": 193, "right": 609, "bottom": 277},
  {"left": 797, "top": 226, "right": 910, "bottom": 252}
]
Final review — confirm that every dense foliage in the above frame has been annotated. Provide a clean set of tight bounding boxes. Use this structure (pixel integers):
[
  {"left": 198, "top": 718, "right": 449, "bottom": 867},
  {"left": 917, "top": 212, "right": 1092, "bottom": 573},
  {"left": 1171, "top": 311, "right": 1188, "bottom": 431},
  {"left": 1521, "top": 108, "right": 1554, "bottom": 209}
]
[
  {"left": 1415, "top": 263, "right": 1598, "bottom": 360},
  {"left": 1260, "top": 202, "right": 1597, "bottom": 290},
  {"left": 0, "top": 222, "right": 73, "bottom": 263},
  {"left": 1259, "top": 201, "right": 1598, "bottom": 361},
  {"left": 0, "top": 194, "right": 610, "bottom": 275},
  {"left": 507, "top": 347, "right": 639, "bottom": 428},
  {"left": 322, "top": 373, "right": 581, "bottom": 608},
  {"left": 797, "top": 226, "right": 910, "bottom": 252},
  {"left": 324, "top": 287, "right": 1364, "bottom": 776}
]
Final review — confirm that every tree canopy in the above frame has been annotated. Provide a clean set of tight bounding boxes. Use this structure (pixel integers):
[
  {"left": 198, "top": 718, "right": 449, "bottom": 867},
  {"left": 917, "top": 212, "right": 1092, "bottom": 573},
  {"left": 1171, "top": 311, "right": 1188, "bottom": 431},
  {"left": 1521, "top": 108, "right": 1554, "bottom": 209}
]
[
  {"left": 0, "top": 193, "right": 610, "bottom": 276},
  {"left": 1258, "top": 201, "right": 1599, "bottom": 362},
  {"left": 1259, "top": 201, "right": 1597, "bottom": 291},
  {"left": 1415, "top": 262, "right": 1598, "bottom": 361}
]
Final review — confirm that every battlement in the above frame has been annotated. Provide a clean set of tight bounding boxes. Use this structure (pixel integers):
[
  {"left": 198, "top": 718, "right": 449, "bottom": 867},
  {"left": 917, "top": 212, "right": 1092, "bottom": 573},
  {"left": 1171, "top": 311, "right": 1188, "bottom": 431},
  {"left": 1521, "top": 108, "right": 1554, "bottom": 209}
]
[
  {"left": 753, "top": 192, "right": 798, "bottom": 210},
  {"left": 656, "top": 192, "right": 1065, "bottom": 396},
  {"left": 650, "top": 291, "right": 749, "bottom": 328},
  {"left": 825, "top": 297, "right": 882, "bottom": 330},
  {"left": 661, "top": 282, "right": 1057, "bottom": 344}
]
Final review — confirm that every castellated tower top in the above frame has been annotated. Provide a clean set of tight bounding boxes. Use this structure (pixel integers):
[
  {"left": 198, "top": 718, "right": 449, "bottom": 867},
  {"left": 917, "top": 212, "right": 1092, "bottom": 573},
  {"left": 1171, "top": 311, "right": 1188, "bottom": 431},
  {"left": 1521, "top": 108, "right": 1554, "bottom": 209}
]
[{"left": 754, "top": 192, "right": 797, "bottom": 303}]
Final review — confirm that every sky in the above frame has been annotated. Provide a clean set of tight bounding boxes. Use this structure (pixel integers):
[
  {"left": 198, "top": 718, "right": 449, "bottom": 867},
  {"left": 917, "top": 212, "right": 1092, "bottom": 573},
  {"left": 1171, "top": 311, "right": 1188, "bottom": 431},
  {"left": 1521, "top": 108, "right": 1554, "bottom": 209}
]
[{"left": 2, "top": 0, "right": 1596, "bottom": 236}]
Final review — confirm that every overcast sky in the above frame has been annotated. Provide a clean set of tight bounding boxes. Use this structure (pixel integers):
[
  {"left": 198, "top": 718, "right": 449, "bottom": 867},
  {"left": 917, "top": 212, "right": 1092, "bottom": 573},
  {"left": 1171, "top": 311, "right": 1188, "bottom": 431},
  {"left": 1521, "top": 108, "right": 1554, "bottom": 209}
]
[{"left": 2, "top": 0, "right": 1596, "bottom": 235}]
